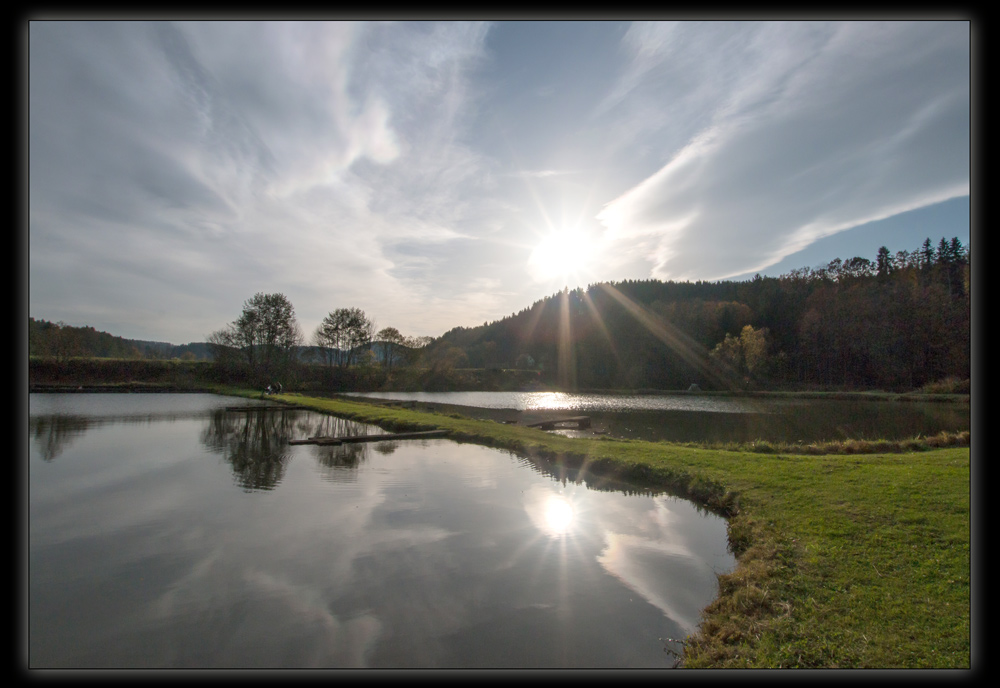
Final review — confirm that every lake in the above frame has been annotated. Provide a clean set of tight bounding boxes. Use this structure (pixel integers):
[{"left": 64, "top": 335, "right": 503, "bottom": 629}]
[
  {"left": 345, "top": 391, "right": 970, "bottom": 444},
  {"left": 28, "top": 393, "right": 735, "bottom": 668}
]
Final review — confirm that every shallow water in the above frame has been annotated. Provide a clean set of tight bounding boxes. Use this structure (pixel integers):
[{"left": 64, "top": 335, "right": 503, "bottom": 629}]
[{"left": 28, "top": 393, "right": 734, "bottom": 668}]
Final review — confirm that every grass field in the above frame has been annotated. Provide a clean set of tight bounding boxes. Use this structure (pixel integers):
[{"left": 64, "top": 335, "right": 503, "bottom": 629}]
[{"left": 225, "top": 388, "right": 971, "bottom": 668}]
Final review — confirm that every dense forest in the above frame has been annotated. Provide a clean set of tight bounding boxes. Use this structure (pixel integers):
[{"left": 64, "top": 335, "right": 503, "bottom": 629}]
[
  {"left": 426, "top": 236, "right": 970, "bottom": 392},
  {"left": 29, "top": 236, "right": 970, "bottom": 393},
  {"left": 28, "top": 319, "right": 214, "bottom": 361}
]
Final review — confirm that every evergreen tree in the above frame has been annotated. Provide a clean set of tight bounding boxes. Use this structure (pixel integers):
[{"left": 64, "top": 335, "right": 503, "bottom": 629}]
[{"left": 876, "top": 246, "right": 892, "bottom": 281}]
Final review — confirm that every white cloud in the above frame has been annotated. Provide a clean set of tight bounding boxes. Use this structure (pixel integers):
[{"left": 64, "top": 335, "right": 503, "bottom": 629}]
[
  {"left": 28, "top": 20, "right": 969, "bottom": 343},
  {"left": 594, "top": 21, "right": 969, "bottom": 281}
]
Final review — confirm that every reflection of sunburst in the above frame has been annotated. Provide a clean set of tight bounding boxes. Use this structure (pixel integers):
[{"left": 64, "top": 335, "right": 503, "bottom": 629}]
[
  {"left": 522, "top": 485, "right": 581, "bottom": 540},
  {"left": 543, "top": 495, "right": 574, "bottom": 536},
  {"left": 503, "top": 483, "right": 603, "bottom": 658}
]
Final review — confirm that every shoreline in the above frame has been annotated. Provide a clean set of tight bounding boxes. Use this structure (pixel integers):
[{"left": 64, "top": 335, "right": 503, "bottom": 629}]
[
  {"left": 26, "top": 386, "right": 971, "bottom": 667},
  {"left": 250, "top": 390, "right": 971, "bottom": 668},
  {"left": 28, "top": 381, "right": 970, "bottom": 404}
]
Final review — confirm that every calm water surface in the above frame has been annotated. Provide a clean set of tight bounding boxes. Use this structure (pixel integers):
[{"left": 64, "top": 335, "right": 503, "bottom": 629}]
[
  {"left": 347, "top": 391, "right": 970, "bottom": 443},
  {"left": 28, "top": 393, "right": 734, "bottom": 668}
]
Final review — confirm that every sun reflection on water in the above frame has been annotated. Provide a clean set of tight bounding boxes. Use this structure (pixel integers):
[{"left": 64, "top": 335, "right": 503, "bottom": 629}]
[
  {"left": 523, "top": 485, "right": 580, "bottom": 540},
  {"left": 527, "top": 392, "right": 570, "bottom": 410},
  {"left": 543, "top": 496, "right": 575, "bottom": 537}
]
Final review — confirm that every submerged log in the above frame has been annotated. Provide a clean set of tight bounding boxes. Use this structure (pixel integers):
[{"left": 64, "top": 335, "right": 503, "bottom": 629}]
[{"left": 288, "top": 429, "right": 449, "bottom": 446}]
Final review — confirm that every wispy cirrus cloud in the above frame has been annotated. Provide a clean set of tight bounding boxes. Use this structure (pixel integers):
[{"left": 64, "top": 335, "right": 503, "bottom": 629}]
[
  {"left": 29, "top": 20, "right": 969, "bottom": 343},
  {"left": 30, "top": 20, "right": 498, "bottom": 341},
  {"left": 594, "top": 21, "right": 969, "bottom": 281}
]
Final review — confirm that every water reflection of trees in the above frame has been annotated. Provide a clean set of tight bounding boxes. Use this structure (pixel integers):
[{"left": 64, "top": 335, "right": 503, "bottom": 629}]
[
  {"left": 372, "top": 441, "right": 400, "bottom": 456},
  {"left": 514, "top": 449, "right": 724, "bottom": 518},
  {"left": 200, "top": 410, "right": 394, "bottom": 488},
  {"left": 29, "top": 415, "right": 93, "bottom": 462},
  {"left": 292, "top": 414, "right": 372, "bottom": 443},
  {"left": 292, "top": 414, "right": 400, "bottom": 480},
  {"left": 30, "top": 409, "right": 232, "bottom": 463},
  {"left": 308, "top": 438, "right": 398, "bottom": 479},
  {"left": 313, "top": 441, "right": 368, "bottom": 470},
  {"left": 201, "top": 409, "right": 299, "bottom": 492}
]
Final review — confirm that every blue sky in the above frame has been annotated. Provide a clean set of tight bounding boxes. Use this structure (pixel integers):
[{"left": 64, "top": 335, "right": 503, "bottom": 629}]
[{"left": 28, "top": 20, "right": 971, "bottom": 345}]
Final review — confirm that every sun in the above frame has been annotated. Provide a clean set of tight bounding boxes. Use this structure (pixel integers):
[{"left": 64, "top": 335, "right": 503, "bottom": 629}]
[{"left": 528, "top": 228, "right": 595, "bottom": 283}]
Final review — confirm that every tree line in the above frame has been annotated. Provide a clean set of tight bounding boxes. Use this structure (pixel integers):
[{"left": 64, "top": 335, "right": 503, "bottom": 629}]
[
  {"left": 207, "top": 293, "right": 432, "bottom": 388},
  {"left": 426, "top": 236, "right": 969, "bottom": 392},
  {"left": 30, "top": 234, "right": 969, "bottom": 393},
  {"left": 28, "top": 318, "right": 212, "bottom": 361}
]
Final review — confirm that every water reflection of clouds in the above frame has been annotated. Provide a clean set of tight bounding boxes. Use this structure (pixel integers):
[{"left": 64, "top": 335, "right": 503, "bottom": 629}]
[
  {"left": 30, "top": 428, "right": 217, "bottom": 548},
  {"left": 150, "top": 550, "right": 383, "bottom": 667},
  {"left": 241, "top": 569, "right": 383, "bottom": 667},
  {"left": 597, "top": 533, "right": 711, "bottom": 634},
  {"left": 31, "top": 398, "right": 736, "bottom": 667},
  {"left": 141, "top": 450, "right": 456, "bottom": 667},
  {"left": 590, "top": 494, "right": 733, "bottom": 634},
  {"left": 509, "top": 477, "right": 733, "bottom": 659},
  {"left": 457, "top": 448, "right": 502, "bottom": 491}
]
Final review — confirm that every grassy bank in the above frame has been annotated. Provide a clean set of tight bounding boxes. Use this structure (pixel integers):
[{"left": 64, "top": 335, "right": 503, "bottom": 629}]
[{"left": 234, "top": 389, "right": 969, "bottom": 669}]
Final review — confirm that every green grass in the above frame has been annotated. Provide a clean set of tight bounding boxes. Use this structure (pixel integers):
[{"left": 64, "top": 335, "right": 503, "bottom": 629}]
[
  {"left": 227, "top": 388, "right": 971, "bottom": 668},
  {"left": 679, "top": 431, "right": 969, "bottom": 456}
]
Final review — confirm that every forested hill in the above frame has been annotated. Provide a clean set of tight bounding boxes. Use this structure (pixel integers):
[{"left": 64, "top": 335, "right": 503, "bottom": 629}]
[
  {"left": 28, "top": 318, "right": 213, "bottom": 361},
  {"left": 28, "top": 235, "right": 970, "bottom": 392},
  {"left": 429, "top": 237, "right": 970, "bottom": 392}
]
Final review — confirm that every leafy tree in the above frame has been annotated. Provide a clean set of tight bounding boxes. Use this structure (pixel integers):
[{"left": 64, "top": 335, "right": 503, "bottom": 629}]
[
  {"left": 314, "top": 308, "right": 376, "bottom": 369},
  {"left": 892, "top": 249, "right": 913, "bottom": 273},
  {"left": 427, "top": 345, "right": 468, "bottom": 374},
  {"left": 281, "top": 232, "right": 969, "bottom": 393},
  {"left": 49, "top": 321, "right": 86, "bottom": 361},
  {"left": 209, "top": 292, "right": 301, "bottom": 386},
  {"left": 375, "top": 326, "right": 408, "bottom": 374},
  {"left": 825, "top": 258, "right": 843, "bottom": 281},
  {"left": 406, "top": 335, "right": 433, "bottom": 349},
  {"left": 710, "top": 325, "right": 771, "bottom": 387}
]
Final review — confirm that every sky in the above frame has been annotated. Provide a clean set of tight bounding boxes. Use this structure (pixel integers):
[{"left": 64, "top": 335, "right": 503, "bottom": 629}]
[{"left": 28, "top": 20, "right": 971, "bottom": 345}]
